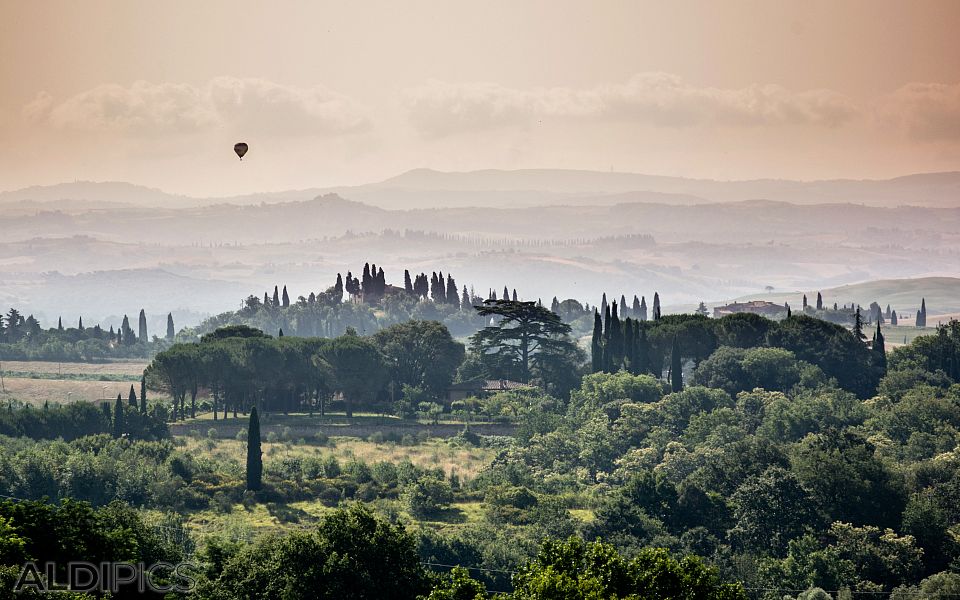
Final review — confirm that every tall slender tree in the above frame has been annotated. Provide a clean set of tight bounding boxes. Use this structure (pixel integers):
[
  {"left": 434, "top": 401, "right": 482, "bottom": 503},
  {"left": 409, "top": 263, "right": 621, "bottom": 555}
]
[
  {"left": 891, "top": 310, "right": 898, "bottom": 326},
  {"left": 138, "top": 309, "right": 148, "bottom": 342},
  {"left": 128, "top": 384, "right": 138, "bottom": 408},
  {"left": 816, "top": 292, "right": 823, "bottom": 311},
  {"left": 639, "top": 296, "right": 647, "bottom": 321},
  {"left": 246, "top": 406, "right": 263, "bottom": 491},
  {"left": 670, "top": 336, "right": 683, "bottom": 392},
  {"left": 404, "top": 270, "right": 414, "bottom": 294},
  {"left": 113, "top": 394, "right": 124, "bottom": 438},
  {"left": 608, "top": 302, "right": 623, "bottom": 371},
  {"left": 121, "top": 315, "right": 136, "bottom": 345},
  {"left": 591, "top": 310, "right": 603, "bottom": 373},
  {"left": 78, "top": 316, "right": 84, "bottom": 331},
  {"left": 872, "top": 320, "right": 886, "bottom": 374},
  {"left": 917, "top": 298, "right": 927, "bottom": 327},
  {"left": 636, "top": 323, "right": 650, "bottom": 376},
  {"left": 166, "top": 313, "right": 175, "bottom": 340},
  {"left": 854, "top": 307, "right": 866, "bottom": 341},
  {"left": 140, "top": 374, "right": 147, "bottom": 414},
  {"left": 281, "top": 286, "right": 290, "bottom": 308},
  {"left": 446, "top": 275, "right": 457, "bottom": 305},
  {"left": 57, "top": 317, "right": 63, "bottom": 331},
  {"left": 272, "top": 285, "right": 280, "bottom": 306},
  {"left": 653, "top": 293, "right": 661, "bottom": 321}
]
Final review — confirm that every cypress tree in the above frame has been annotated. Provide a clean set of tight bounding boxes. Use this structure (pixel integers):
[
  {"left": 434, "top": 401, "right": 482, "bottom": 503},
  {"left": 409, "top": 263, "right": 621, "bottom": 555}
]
[
  {"left": 623, "top": 317, "right": 636, "bottom": 372},
  {"left": 609, "top": 302, "right": 623, "bottom": 372},
  {"left": 282, "top": 286, "right": 290, "bottom": 308},
  {"left": 802, "top": 295, "right": 808, "bottom": 310},
  {"left": 264, "top": 292, "right": 270, "bottom": 306},
  {"left": 503, "top": 286, "right": 510, "bottom": 302},
  {"left": 246, "top": 406, "right": 263, "bottom": 491},
  {"left": 670, "top": 336, "right": 683, "bottom": 392},
  {"left": 128, "top": 384, "right": 137, "bottom": 408},
  {"left": 335, "top": 273, "right": 344, "bottom": 299},
  {"left": 140, "top": 375, "right": 147, "bottom": 414},
  {"left": 591, "top": 310, "right": 603, "bottom": 373},
  {"left": 639, "top": 296, "right": 647, "bottom": 321},
  {"left": 278, "top": 328, "right": 284, "bottom": 338},
  {"left": 632, "top": 295, "right": 641, "bottom": 317},
  {"left": 113, "top": 394, "right": 123, "bottom": 438},
  {"left": 653, "top": 293, "right": 661, "bottom": 321},
  {"left": 137, "top": 309, "right": 147, "bottom": 342},
  {"left": 917, "top": 299, "right": 927, "bottom": 327},
  {"left": 446, "top": 275, "right": 457, "bottom": 305},
  {"left": 551, "top": 297, "right": 560, "bottom": 314},
  {"left": 636, "top": 324, "right": 650, "bottom": 375},
  {"left": 873, "top": 320, "right": 886, "bottom": 374},
  {"left": 272, "top": 285, "right": 280, "bottom": 306},
  {"left": 404, "top": 270, "right": 413, "bottom": 294},
  {"left": 600, "top": 293, "right": 608, "bottom": 317},
  {"left": 57, "top": 317, "right": 63, "bottom": 331},
  {"left": 166, "top": 313, "right": 175, "bottom": 340},
  {"left": 854, "top": 307, "right": 865, "bottom": 341},
  {"left": 121, "top": 315, "right": 135, "bottom": 345},
  {"left": 891, "top": 310, "right": 898, "bottom": 326},
  {"left": 461, "top": 286, "right": 469, "bottom": 309},
  {"left": 620, "top": 295, "right": 628, "bottom": 316},
  {"left": 816, "top": 292, "right": 823, "bottom": 311},
  {"left": 602, "top": 304, "right": 612, "bottom": 372},
  {"left": 78, "top": 316, "right": 84, "bottom": 331}
]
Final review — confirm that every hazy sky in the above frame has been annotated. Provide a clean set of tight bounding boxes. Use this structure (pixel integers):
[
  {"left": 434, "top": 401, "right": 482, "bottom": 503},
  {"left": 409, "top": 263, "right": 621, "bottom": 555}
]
[{"left": 2, "top": 0, "right": 960, "bottom": 196}]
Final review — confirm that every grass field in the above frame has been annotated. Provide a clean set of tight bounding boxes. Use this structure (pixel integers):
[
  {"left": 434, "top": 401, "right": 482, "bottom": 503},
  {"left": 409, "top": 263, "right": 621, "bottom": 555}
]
[
  {"left": 0, "top": 359, "right": 151, "bottom": 406},
  {"left": 0, "top": 377, "right": 145, "bottom": 406},
  {"left": 178, "top": 434, "right": 497, "bottom": 482},
  {"left": 0, "top": 360, "right": 149, "bottom": 376}
]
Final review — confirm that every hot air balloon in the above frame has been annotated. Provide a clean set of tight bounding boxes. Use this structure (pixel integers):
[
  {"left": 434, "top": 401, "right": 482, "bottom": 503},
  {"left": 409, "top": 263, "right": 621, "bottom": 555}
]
[{"left": 234, "top": 142, "right": 248, "bottom": 160}]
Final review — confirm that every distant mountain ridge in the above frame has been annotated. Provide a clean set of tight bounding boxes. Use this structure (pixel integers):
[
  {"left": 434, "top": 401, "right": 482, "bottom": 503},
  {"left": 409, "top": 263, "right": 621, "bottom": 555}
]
[{"left": 3, "top": 169, "right": 959, "bottom": 210}]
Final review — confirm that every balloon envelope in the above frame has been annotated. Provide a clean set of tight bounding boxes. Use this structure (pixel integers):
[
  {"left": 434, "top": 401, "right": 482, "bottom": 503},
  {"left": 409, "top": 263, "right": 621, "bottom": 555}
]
[{"left": 234, "top": 142, "right": 248, "bottom": 160}]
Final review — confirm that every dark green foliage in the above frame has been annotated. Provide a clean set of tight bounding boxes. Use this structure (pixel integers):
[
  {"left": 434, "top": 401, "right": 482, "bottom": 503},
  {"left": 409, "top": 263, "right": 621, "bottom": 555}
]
[
  {"left": 138, "top": 308, "right": 148, "bottom": 342},
  {"left": 201, "top": 504, "right": 429, "bottom": 600},
  {"left": 246, "top": 406, "right": 262, "bottom": 491},
  {"left": 373, "top": 320, "right": 465, "bottom": 402},
  {"left": 166, "top": 312, "right": 175, "bottom": 340},
  {"left": 0, "top": 401, "right": 166, "bottom": 441},
  {"left": 470, "top": 300, "right": 581, "bottom": 385},
  {"left": 510, "top": 537, "right": 746, "bottom": 599},
  {"left": 0, "top": 498, "right": 181, "bottom": 580},
  {"left": 670, "top": 336, "right": 683, "bottom": 392},
  {"left": 112, "top": 394, "right": 123, "bottom": 438},
  {"left": 766, "top": 315, "right": 880, "bottom": 397}
]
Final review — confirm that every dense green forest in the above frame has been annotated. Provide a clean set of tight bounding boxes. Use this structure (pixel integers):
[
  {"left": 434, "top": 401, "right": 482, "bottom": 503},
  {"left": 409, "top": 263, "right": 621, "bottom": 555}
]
[{"left": 2, "top": 290, "right": 960, "bottom": 598}]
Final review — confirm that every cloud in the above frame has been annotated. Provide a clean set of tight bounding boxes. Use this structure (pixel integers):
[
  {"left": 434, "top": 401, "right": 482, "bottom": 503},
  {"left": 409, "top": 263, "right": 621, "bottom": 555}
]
[
  {"left": 24, "top": 78, "right": 369, "bottom": 136},
  {"left": 403, "top": 73, "right": 859, "bottom": 137},
  {"left": 877, "top": 82, "right": 960, "bottom": 141}
]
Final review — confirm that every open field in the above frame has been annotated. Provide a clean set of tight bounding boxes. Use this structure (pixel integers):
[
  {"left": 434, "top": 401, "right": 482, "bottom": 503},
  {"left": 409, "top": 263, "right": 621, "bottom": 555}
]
[
  {"left": 0, "top": 360, "right": 149, "bottom": 376},
  {"left": 0, "top": 360, "right": 154, "bottom": 406},
  {"left": 178, "top": 434, "right": 498, "bottom": 482},
  {"left": 167, "top": 432, "right": 503, "bottom": 539},
  {"left": 0, "top": 377, "right": 146, "bottom": 406},
  {"left": 170, "top": 412, "right": 516, "bottom": 440}
]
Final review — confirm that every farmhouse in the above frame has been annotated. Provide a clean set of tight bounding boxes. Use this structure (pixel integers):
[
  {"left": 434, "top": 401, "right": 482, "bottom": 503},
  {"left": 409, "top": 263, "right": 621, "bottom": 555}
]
[
  {"left": 713, "top": 300, "right": 787, "bottom": 319},
  {"left": 446, "top": 379, "right": 531, "bottom": 403}
]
